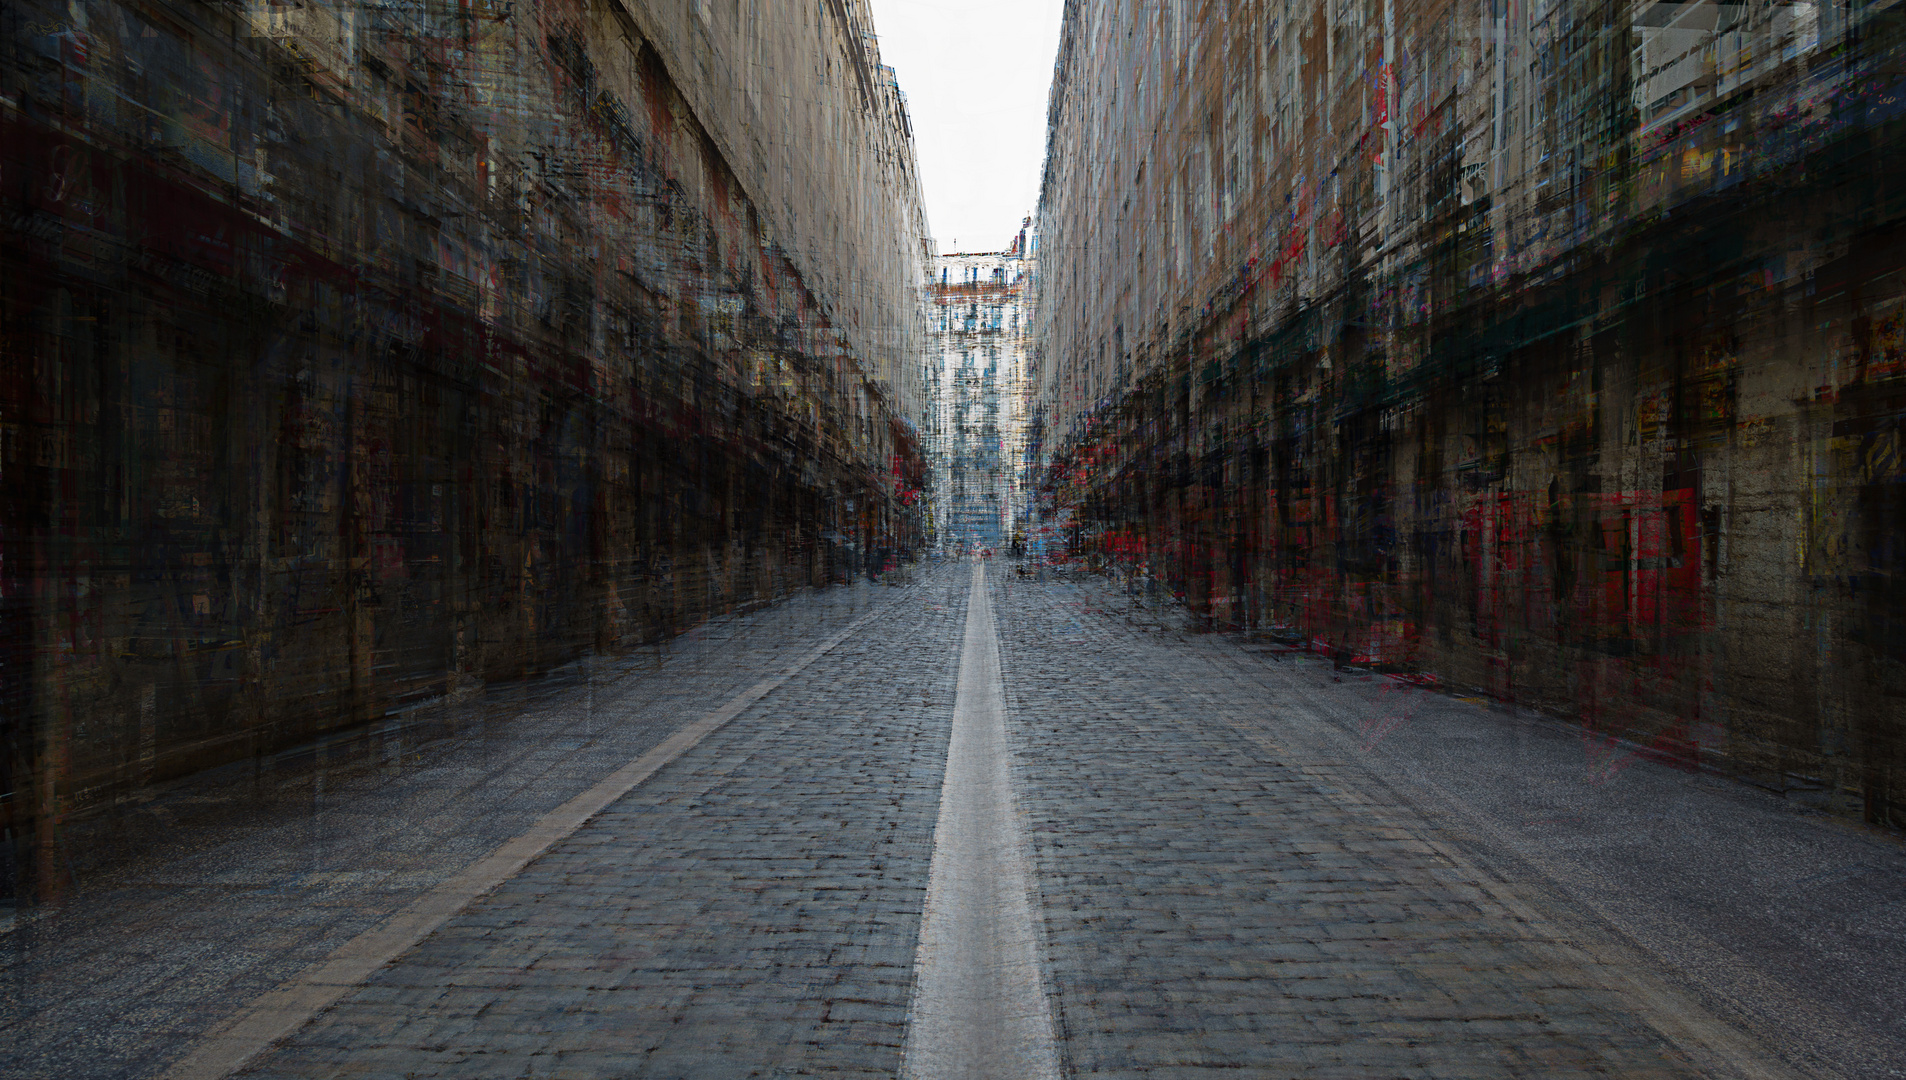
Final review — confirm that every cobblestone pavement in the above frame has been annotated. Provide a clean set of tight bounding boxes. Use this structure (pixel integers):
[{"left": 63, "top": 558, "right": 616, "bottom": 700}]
[
  {"left": 9, "top": 560, "right": 1903, "bottom": 1079},
  {"left": 0, "top": 572, "right": 944, "bottom": 1080},
  {"left": 998, "top": 568, "right": 1904, "bottom": 1080},
  {"left": 229, "top": 564, "right": 969, "bottom": 1080}
]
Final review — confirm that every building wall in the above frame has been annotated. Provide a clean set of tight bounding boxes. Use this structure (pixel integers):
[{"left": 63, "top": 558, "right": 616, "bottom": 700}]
[
  {"left": 0, "top": 0, "right": 930, "bottom": 898},
  {"left": 1035, "top": 0, "right": 1906, "bottom": 825},
  {"left": 926, "top": 236, "right": 1034, "bottom": 552}
]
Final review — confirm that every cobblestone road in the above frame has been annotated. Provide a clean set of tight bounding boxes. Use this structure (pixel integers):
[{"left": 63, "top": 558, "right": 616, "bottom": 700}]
[
  {"left": 5, "top": 561, "right": 1900, "bottom": 1079},
  {"left": 1007, "top": 569, "right": 1903, "bottom": 1080},
  {"left": 232, "top": 567, "right": 969, "bottom": 1080},
  {"left": 997, "top": 572, "right": 1766, "bottom": 1079},
  {"left": 0, "top": 576, "right": 934, "bottom": 1080}
]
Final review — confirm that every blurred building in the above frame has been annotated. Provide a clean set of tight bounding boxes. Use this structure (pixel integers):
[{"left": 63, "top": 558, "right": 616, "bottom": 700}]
[
  {"left": 1035, "top": 0, "right": 1906, "bottom": 824},
  {"left": 925, "top": 226, "right": 1036, "bottom": 553},
  {"left": 0, "top": 0, "right": 931, "bottom": 897}
]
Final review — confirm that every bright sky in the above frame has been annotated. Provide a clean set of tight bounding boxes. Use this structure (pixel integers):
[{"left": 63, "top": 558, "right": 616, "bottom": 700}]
[{"left": 865, "top": 0, "right": 1066, "bottom": 256}]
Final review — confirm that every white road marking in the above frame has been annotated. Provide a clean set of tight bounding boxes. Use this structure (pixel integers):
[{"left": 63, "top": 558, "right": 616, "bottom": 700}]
[{"left": 903, "top": 561, "right": 1062, "bottom": 1080}]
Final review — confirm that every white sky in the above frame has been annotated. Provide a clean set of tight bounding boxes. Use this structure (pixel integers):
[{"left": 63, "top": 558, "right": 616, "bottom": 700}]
[{"left": 865, "top": 0, "right": 1066, "bottom": 255}]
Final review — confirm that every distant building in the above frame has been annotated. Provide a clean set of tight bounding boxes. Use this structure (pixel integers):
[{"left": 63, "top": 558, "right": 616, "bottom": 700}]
[{"left": 925, "top": 225, "right": 1036, "bottom": 553}]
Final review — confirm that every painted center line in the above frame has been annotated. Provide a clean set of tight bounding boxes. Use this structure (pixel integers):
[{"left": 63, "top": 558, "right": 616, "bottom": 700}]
[{"left": 903, "top": 560, "right": 1062, "bottom": 1080}]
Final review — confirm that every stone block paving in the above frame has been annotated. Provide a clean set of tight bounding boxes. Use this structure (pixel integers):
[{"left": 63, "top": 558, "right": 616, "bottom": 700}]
[
  {"left": 1050, "top": 571, "right": 1906, "bottom": 1080},
  {"left": 1, "top": 574, "right": 942, "bottom": 1080},
  {"left": 14, "top": 559, "right": 1901, "bottom": 1080},
  {"left": 987, "top": 570, "right": 1826, "bottom": 1080},
  {"left": 234, "top": 566, "right": 972, "bottom": 1079}
]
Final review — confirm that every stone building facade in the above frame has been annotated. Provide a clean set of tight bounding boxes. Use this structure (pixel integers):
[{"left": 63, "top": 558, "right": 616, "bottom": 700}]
[
  {"left": 924, "top": 230, "right": 1035, "bottom": 553},
  {"left": 1034, "top": 0, "right": 1906, "bottom": 824},
  {"left": 0, "top": 0, "right": 931, "bottom": 897}
]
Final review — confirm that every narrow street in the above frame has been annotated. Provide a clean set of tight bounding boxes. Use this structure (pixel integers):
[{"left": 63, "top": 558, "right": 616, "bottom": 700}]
[
  {"left": 2, "top": 564, "right": 1899, "bottom": 1079},
  {"left": 7, "top": 0, "right": 1906, "bottom": 1074}
]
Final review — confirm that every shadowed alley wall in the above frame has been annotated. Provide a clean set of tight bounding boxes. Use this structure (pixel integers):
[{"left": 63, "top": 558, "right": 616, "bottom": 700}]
[
  {"left": 1034, "top": 0, "right": 1906, "bottom": 825},
  {"left": 0, "top": 0, "right": 932, "bottom": 899}
]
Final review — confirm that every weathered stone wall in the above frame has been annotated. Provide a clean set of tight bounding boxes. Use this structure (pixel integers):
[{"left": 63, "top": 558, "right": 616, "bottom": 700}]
[
  {"left": 0, "top": 0, "right": 930, "bottom": 899},
  {"left": 1034, "top": 0, "right": 1906, "bottom": 826}
]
